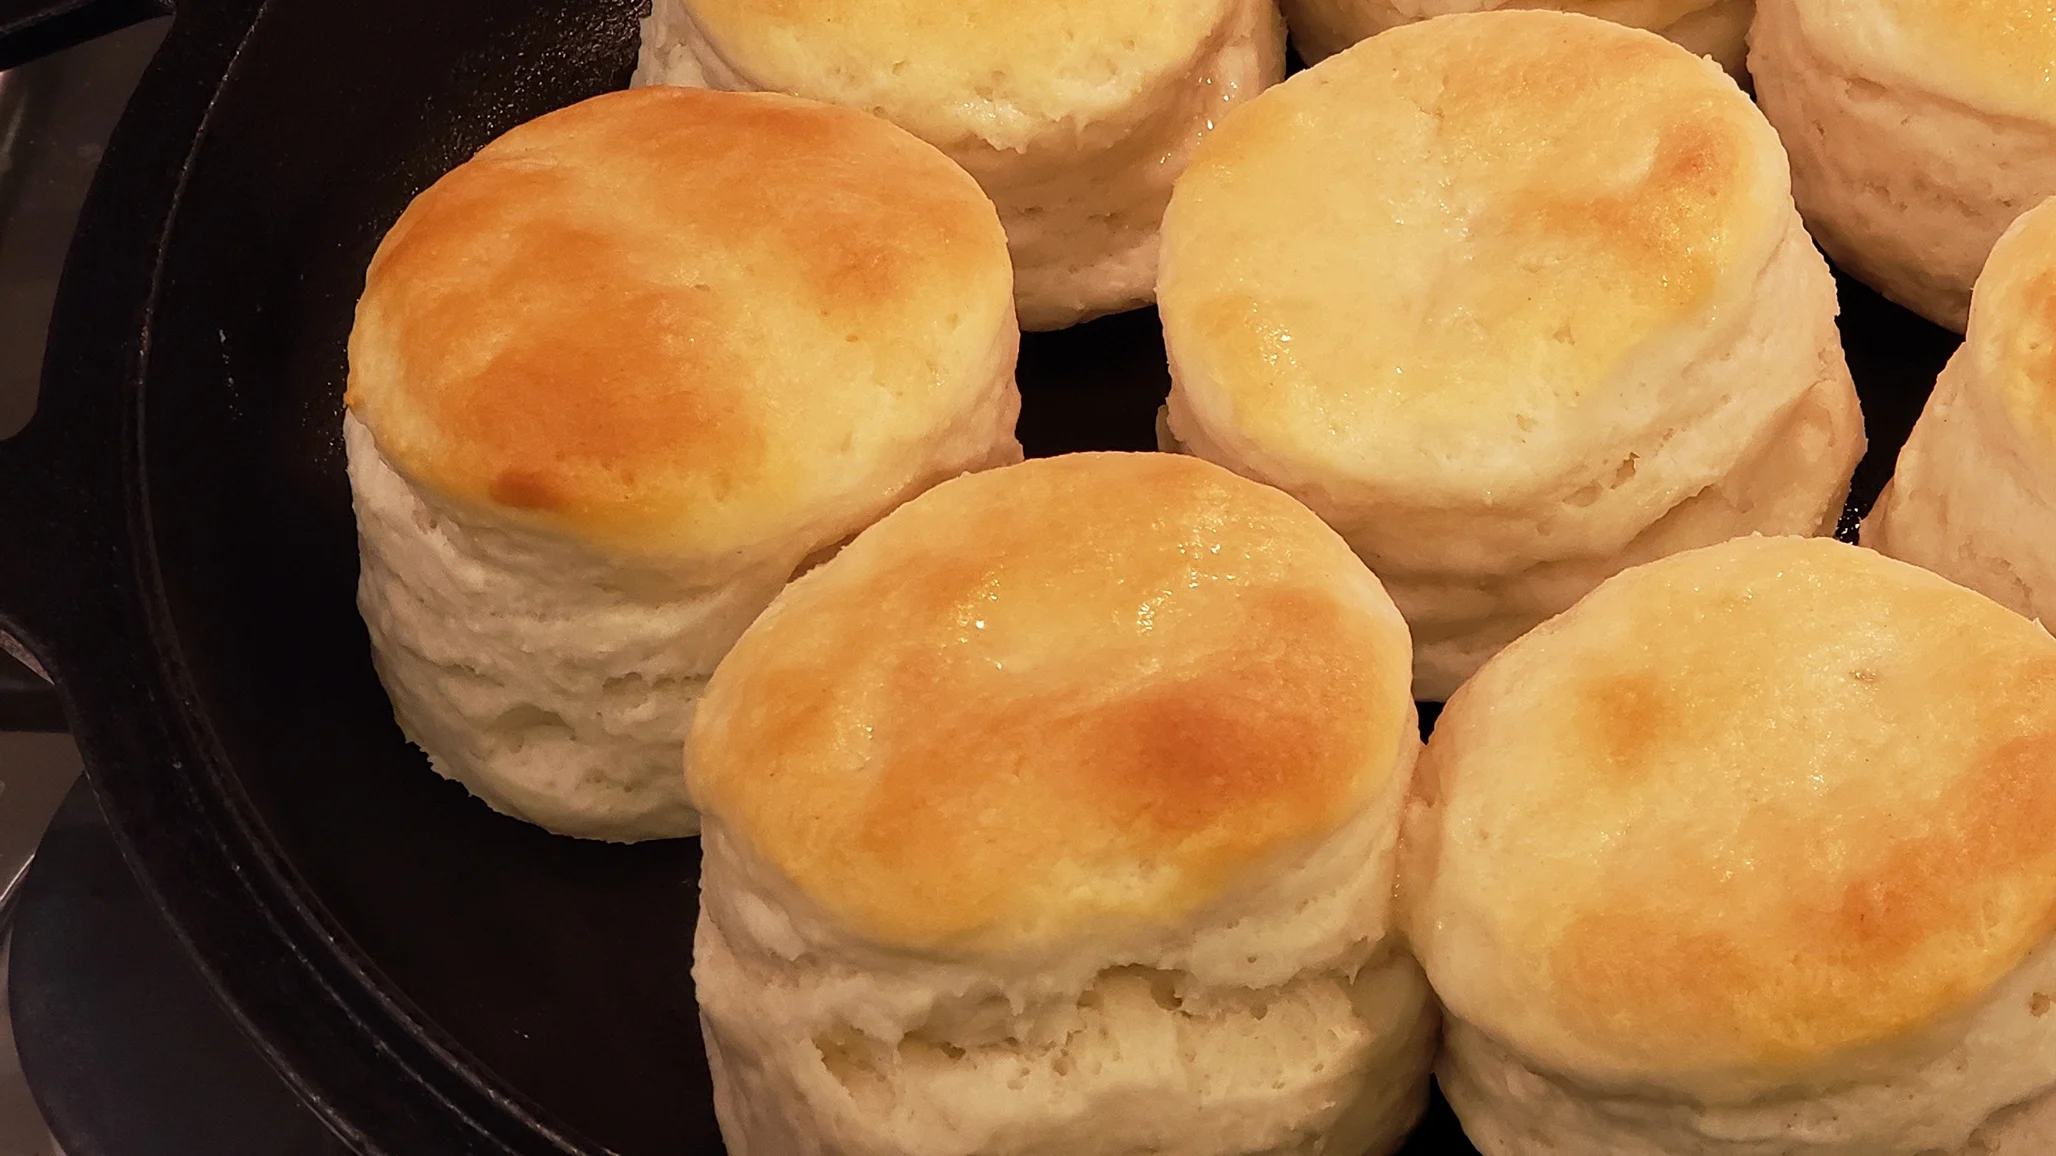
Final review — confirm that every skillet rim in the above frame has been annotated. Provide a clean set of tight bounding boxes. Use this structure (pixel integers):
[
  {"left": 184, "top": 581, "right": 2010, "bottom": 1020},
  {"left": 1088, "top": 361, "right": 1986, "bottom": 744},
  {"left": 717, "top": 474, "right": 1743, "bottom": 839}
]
[{"left": 0, "top": 1, "right": 615, "bottom": 1151}]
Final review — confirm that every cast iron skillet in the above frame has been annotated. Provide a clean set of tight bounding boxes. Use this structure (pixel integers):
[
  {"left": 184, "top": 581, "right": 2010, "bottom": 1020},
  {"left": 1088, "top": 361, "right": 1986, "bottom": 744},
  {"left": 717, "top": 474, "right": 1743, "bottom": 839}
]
[{"left": 0, "top": 0, "right": 1962, "bottom": 1151}]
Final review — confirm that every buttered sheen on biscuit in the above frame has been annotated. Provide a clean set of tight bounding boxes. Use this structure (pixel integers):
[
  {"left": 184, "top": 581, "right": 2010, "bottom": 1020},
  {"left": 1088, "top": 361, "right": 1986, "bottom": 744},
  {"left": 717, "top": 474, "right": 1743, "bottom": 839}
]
[
  {"left": 1753, "top": 0, "right": 2056, "bottom": 331},
  {"left": 346, "top": 87, "right": 1020, "bottom": 841},
  {"left": 633, "top": 0, "right": 1283, "bottom": 331},
  {"left": 1405, "top": 536, "right": 2056, "bottom": 1155},
  {"left": 1867, "top": 196, "right": 2056, "bottom": 623},
  {"left": 1284, "top": 0, "right": 1751, "bottom": 74},
  {"left": 1158, "top": 11, "right": 1862, "bottom": 700},
  {"left": 690, "top": 453, "right": 1436, "bottom": 1156}
]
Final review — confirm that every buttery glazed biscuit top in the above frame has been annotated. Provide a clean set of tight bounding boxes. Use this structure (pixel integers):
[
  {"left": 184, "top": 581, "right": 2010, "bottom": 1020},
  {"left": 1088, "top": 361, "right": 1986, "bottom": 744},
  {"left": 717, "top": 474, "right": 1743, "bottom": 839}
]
[
  {"left": 345, "top": 87, "right": 1013, "bottom": 562},
  {"left": 1406, "top": 536, "right": 2056, "bottom": 1091},
  {"left": 1964, "top": 197, "right": 2056, "bottom": 450},
  {"left": 682, "top": 0, "right": 1240, "bottom": 150},
  {"left": 1797, "top": 0, "right": 2056, "bottom": 124},
  {"left": 690, "top": 453, "right": 1416, "bottom": 955},
  {"left": 1158, "top": 11, "right": 1788, "bottom": 502}
]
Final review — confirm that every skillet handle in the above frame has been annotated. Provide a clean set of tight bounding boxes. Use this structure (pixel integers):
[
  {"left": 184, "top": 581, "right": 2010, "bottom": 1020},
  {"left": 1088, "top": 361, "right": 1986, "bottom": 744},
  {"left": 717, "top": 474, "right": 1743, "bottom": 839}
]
[
  {"left": 0, "top": 0, "right": 179, "bottom": 726},
  {"left": 0, "top": 377, "right": 106, "bottom": 736},
  {"left": 0, "top": 0, "right": 170, "bottom": 69}
]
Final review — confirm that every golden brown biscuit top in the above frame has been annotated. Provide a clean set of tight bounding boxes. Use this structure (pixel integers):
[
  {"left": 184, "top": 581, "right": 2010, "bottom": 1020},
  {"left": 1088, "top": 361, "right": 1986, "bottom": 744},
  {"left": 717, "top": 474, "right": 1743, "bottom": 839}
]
[
  {"left": 1406, "top": 536, "right": 2056, "bottom": 1087},
  {"left": 689, "top": 453, "right": 1415, "bottom": 955},
  {"left": 684, "top": 0, "right": 1239, "bottom": 150},
  {"left": 345, "top": 87, "right": 1013, "bottom": 561},
  {"left": 1158, "top": 11, "right": 1786, "bottom": 501},
  {"left": 1802, "top": 0, "right": 2056, "bottom": 123},
  {"left": 1967, "top": 196, "right": 2056, "bottom": 447}
]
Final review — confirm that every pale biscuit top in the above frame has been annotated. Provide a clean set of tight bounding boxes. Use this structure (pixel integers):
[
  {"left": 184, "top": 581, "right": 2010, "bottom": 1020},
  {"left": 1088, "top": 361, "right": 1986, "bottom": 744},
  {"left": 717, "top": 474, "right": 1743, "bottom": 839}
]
[
  {"left": 345, "top": 87, "right": 1013, "bottom": 562},
  {"left": 1798, "top": 0, "right": 2056, "bottom": 124},
  {"left": 1158, "top": 11, "right": 1787, "bottom": 502},
  {"left": 1965, "top": 196, "right": 2056, "bottom": 450},
  {"left": 682, "top": 0, "right": 1240, "bottom": 151},
  {"left": 1406, "top": 536, "right": 2056, "bottom": 1091},
  {"left": 690, "top": 453, "right": 1415, "bottom": 956}
]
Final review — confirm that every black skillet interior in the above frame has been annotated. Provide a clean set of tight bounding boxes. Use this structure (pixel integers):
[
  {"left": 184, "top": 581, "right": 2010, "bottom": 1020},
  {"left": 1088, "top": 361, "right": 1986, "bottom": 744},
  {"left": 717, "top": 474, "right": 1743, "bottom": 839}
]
[{"left": 8, "top": 0, "right": 1962, "bottom": 1149}]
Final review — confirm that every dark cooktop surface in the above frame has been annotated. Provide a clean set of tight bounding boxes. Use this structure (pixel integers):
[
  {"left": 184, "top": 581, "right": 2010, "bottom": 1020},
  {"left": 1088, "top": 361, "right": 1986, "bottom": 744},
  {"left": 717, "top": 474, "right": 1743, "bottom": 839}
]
[{"left": 12, "top": 781, "right": 346, "bottom": 1155}]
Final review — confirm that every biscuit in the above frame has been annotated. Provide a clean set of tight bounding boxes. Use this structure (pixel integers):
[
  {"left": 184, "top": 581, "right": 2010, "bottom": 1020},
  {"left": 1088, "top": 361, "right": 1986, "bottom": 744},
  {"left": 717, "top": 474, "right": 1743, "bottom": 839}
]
[
  {"left": 1751, "top": 0, "right": 2056, "bottom": 331},
  {"left": 690, "top": 453, "right": 1435, "bottom": 1156},
  {"left": 634, "top": 0, "right": 1284, "bottom": 330},
  {"left": 1404, "top": 535, "right": 2056, "bottom": 1155},
  {"left": 1158, "top": 12, "right": 1861, "bottom": 699},
  {"left": 1866, "top": 196, "right": 2056, "bottom": 624},
  {"left": 345, "top": 87, "right": 1020, "bottom": 840}
]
